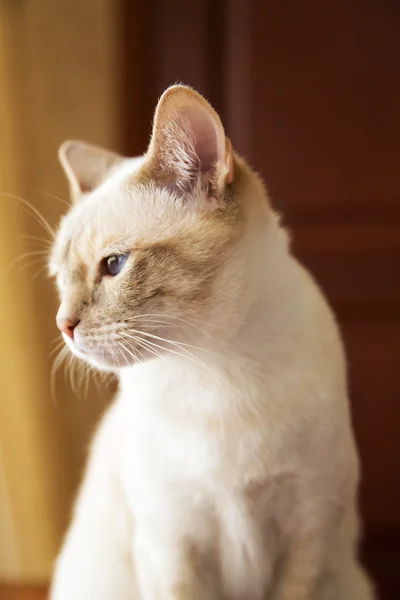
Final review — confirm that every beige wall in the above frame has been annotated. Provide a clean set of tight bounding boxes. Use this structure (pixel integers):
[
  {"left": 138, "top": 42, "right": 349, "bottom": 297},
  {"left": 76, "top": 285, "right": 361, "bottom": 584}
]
[{"left": 0, "top": 0, "right": 120, "bottom": 582}]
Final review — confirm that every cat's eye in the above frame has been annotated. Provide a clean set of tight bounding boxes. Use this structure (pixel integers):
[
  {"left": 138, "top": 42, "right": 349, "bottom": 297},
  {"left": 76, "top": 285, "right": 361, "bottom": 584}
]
[{"left": 103, "top": 253, "right": 129, "bottom": 277}]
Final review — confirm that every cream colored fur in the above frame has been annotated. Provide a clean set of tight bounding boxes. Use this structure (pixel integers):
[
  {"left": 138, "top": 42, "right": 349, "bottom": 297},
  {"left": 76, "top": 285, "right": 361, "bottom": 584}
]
[{"left": 50, "top": 86, "right": 374, "bottom": 599}]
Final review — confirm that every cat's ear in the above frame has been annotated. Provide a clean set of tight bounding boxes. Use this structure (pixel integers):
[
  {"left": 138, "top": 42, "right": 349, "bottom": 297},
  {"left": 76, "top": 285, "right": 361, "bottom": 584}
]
[
  {"left": 145, "top": 85, "right": 234, "bottom": 204},
  {"left": 58, "top": 140, "right": 124, "bottom": 201}
]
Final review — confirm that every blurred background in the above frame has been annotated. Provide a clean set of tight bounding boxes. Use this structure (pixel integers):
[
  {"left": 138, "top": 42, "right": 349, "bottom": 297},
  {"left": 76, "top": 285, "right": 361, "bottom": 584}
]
[{"left": 0, "top": 1, "right": 399, "bottom": 599}]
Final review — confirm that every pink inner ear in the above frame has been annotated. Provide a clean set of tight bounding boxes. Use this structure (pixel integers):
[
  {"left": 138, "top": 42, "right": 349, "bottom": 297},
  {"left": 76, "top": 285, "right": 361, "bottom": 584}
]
[{"left": 185, "top": 106, "right": 222, "bottom": 174}]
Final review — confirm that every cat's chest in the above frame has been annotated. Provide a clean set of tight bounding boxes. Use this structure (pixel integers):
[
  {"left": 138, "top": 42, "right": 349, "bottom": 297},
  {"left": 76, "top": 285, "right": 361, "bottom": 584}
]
[
  {"left": 117, "top": 373, "right": 291, "bottom": 600},
  {"left": 117, "top": 371, "right": 294, "bottom": 513},
  {"left": 128, "top": 415, "right": 268, "bottom": 485},
  {"left": 119, "top": 408, "right": 287, "bottom": 600},
  {"left": 118, "top": 374, "right": 282, "bottom": 488}
]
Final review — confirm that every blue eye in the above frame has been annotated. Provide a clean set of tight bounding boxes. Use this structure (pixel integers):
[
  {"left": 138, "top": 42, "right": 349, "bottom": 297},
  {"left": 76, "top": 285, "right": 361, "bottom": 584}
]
[{"left": 104, "top": 254, "right": 128, "bottom": 276}]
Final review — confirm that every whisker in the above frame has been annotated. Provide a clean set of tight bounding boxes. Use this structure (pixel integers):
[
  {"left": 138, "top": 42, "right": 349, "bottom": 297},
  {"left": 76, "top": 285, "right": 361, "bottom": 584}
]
[
  {"left": 122, "top": 330, "right": 219, "bottom": 381},
  {"left": 50, "top": 345, "right": 69, "bottom": 405},
  {"left": 119, "top": 333, "right": 158, "bottom": 362},
  {"left": 77, "top": 360, "right": 92, "bottom": 400},
  {"left": 124, "top": 327, "right": 219, "bottom": 369},
  {"left": 16, "top": 258, "right": 47, "bottom": 277},
  {"left": 121, "top": 324, "right": 267, "bottom": 382},
  {"left": 103, "top": 339, "right": 119, "bottom": 369},
  {"left": 49, "top": 339, "right": 65, "bottom": 358},
  {"left": 1, "top": 192, "right": 55, "bottom": 240},
  {"left": 84, "top": 364, "right": 91, "bottom": 399},
  {"left": 69, "top": 355, "right": 80, "bottom": 398},
  {"left": 126, "top": 334, "right": 166, "bottom": 363},
  {"left": 32, "top": 263, "right": 49, "bottom": 281},
  {"left": 131, "top": 315, "right": 269, "bottom": 374},
  {"left": 135, "top": 344, "right": 145, "bottom": 365},
  {"left": 125, "top": 313, "right": 202, "bottom": 328},
  {"left": 116, "top": 340, "right": 139, "bottom": 366},
  {"left": 133, "top": 318, "right": 183, "bottom": 329},
  {"left": 64, "top": 351, "right": 73, "bottom": 381},
  {"left": 9, "top": 250, "right": 48, "bottom": 272},
  {"left": 21, "top": 234, "right": 53, "bottom": 248},
  {"left": 124, "top": 313, "right": 221, "bottom": 338},
  {"left": 38, "top": 190, "right": 71, "bottom": 208}
]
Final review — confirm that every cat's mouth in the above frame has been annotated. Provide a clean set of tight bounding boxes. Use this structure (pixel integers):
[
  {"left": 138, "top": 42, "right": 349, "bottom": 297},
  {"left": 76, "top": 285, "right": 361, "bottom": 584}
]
[
  {"left": 63, "top": 329, "right": 160, "bottom": 370},
  {"left": 64, "top": 336, "right": 131, "bottom": 370}
]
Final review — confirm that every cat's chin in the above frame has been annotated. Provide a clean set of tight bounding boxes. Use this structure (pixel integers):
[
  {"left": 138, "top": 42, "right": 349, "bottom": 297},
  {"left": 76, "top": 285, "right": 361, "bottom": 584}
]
[
  {"left": 82, "top": 351, "right": 121, "bottom": 372},
  {"left": 62, "top": 335, "right": 127, "bottom": 372},
  {"left": 70, "top": 347, "right": 138, "bottom": 372},
  {"left": 62, "top": 332, "right": 163, "bottom": 372},
  {"left": 86, "top": 346, "right": 164, "bottom": 371}
]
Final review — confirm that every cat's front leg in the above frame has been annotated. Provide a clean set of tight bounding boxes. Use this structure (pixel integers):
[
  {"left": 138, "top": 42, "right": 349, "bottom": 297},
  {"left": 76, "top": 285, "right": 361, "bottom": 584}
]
[
  {"left": 272, "top": 532, "right": 326, "bottom": 600},
  {"left": 273, "top": 509, "right": 375, "bottom": 600},
  {"left": 134, "top": 527, "right": 210, "bottom": 600},
  {"left": 50, "top": 403, "right": 137, "bottom": 600},
  {"left": 272, "top": 491, "right": 342, "bottom": 600}
]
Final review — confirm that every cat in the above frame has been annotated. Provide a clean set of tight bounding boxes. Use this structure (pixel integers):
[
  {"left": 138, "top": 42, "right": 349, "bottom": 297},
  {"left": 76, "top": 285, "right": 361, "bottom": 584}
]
[{"left": 49, "top": 85, "right": 374, "bottom": 599}]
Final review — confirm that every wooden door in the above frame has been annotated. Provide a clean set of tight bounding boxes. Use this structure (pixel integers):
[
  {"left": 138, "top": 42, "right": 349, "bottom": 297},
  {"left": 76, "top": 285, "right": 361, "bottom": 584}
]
[{"left": 123, "top": 2, "right": 400, "bottom": 596}]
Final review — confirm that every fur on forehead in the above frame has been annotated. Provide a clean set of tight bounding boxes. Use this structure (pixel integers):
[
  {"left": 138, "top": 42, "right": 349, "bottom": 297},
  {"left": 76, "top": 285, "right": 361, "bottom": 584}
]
[{"left": 51, "top": 172, "right": 240, "bottom": 275}]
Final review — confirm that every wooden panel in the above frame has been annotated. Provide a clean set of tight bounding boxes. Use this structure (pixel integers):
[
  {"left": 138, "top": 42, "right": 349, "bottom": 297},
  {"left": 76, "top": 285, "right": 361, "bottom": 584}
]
[
  {"left": 344, "top": 322, "right": 400, "bottom": 534},
  {"left": 121, "top": 0, "right": 155, "bottom": 155},
  {"left": 293, "top": 224, "right": 400, "bottom": 312},
  {"left": 122, "top": 0, "right": 227, "bottom": 156},
  {"left": 227, "top": 0, "right": 400, "bottom": 224}
]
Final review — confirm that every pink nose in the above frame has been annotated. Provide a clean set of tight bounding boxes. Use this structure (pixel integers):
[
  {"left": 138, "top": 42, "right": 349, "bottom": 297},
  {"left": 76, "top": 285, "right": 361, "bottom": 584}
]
[{"left": 56, "top": 316, "right": 79, "bottom": 340}]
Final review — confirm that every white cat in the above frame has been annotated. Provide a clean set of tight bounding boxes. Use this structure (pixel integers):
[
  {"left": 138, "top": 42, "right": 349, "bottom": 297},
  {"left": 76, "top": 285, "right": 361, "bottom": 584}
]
[{"left": 49, "top": 85, "right": 374, "bottom": 599}]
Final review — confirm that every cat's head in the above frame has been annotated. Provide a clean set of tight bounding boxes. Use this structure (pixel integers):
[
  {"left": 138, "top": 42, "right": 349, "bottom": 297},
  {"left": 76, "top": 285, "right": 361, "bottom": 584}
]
[{"left": 50, "top": 85, "right": 271, "bottom": 371}]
